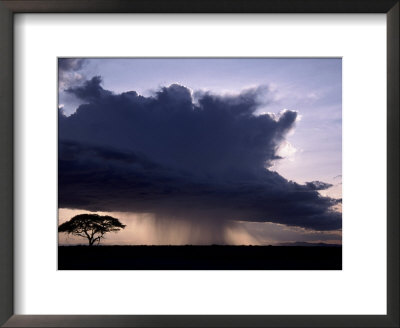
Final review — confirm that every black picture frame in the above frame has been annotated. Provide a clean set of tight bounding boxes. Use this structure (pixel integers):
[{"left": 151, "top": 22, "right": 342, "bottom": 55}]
[{"left": 0, "top": 0, "right": 398, "bottom": 327}]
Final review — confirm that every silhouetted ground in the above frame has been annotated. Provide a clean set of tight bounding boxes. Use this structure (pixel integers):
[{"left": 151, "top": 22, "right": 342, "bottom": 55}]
[{"left": 58, "top": 245, "right": 342, "bottom": 270}]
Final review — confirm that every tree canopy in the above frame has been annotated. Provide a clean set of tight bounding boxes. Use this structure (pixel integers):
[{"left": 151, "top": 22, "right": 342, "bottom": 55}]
[{"left": 58, "top": 213, "right": 126, "bottom": 246}]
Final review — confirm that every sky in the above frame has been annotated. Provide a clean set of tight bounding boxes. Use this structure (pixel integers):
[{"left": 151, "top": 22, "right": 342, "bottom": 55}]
[{"left": 58, "top": 58, "right": 342, "bottom": 246}]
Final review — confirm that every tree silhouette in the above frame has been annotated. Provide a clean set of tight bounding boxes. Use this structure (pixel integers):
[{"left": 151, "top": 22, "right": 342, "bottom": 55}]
[{"left": 58, "top": 214, "right": 126, "bottom": 246}]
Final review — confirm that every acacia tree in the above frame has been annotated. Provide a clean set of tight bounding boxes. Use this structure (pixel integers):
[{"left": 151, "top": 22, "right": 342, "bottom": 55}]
[{"left": 58, "top": 214, "right": 126, "bottom": 246}]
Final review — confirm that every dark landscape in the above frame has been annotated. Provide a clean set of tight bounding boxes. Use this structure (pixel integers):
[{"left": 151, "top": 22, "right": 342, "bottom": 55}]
[{"left": 58, "top": 245, "right": 342, "bottom": 270}]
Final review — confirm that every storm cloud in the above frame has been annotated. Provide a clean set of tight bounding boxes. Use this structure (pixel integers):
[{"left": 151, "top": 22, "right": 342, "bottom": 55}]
[
  {"left": 58, "top": 58, "right": 88, "bottom": 90},
  {"left": 59, "top": 58, "right": 87, "bottom": 72},
  {"left": 59, "top": 77, "right": 341, "bottom": 231},
  {"left": 305, "top": 181, "right": 333, "bottom": 191}
]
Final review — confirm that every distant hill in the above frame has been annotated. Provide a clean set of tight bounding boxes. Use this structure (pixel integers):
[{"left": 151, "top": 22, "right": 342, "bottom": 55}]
[{"left": 276, "top": 242, "right": 341, "bottom": 247}]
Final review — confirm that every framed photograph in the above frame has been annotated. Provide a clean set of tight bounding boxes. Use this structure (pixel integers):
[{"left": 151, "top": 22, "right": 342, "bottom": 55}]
[
  {"left": 0, "top": 0, "right": 398, "bottom": 327},
  {"left": 57, "top": 57, "right": 343, "bottom": 271}
]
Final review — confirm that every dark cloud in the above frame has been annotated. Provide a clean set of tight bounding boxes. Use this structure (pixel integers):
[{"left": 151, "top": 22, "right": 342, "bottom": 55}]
[
  {"left": 305, "top": 181, "right": 333, "bottom": 191},
  {"left": 66, "top": 76, "right": 112, "bottom": 102},
  {"left": 58, "top": 58, "right": 88, "bottom": 92},
  {"left": 59, "top": 77, "right": 341, "bottom": 231},
  {"left": 58, "top": 58, "right": 87, "bottom": 74}
]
